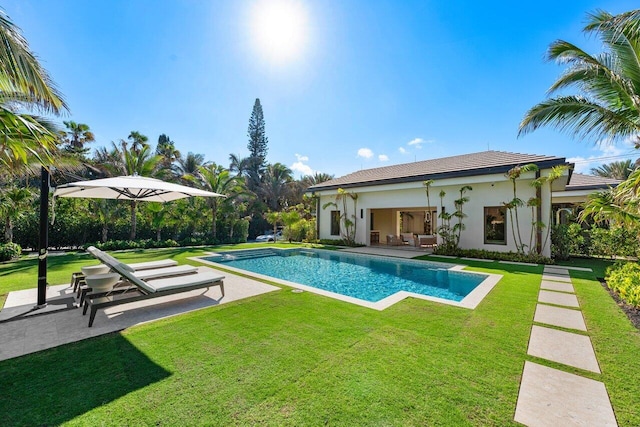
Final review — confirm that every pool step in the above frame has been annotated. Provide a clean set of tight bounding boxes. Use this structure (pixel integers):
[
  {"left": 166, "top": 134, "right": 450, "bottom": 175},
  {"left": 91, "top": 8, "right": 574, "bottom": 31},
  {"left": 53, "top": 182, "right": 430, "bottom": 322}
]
[{"left": 222, "top": 249, "right": 278, "bottom": 261}]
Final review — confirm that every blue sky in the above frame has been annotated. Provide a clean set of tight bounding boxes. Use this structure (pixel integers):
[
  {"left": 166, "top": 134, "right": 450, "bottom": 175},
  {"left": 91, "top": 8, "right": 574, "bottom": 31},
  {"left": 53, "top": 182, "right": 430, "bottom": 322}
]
[{"left": 4, "top": 0, "right": 639, "bottom": 178}]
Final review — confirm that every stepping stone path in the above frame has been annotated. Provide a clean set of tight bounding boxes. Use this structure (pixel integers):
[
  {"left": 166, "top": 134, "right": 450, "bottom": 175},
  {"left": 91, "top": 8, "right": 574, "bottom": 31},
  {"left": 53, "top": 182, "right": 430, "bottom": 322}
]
[{"left": 514, "top": 265, "right": 618, "bottom": 426}]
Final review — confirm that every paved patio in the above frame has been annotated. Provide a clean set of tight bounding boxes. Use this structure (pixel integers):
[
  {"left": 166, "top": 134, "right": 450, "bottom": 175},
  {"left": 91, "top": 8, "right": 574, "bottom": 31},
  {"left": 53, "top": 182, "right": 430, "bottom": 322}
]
[{"left": 0, "top": 266, "right": 279, "bottom": 361}]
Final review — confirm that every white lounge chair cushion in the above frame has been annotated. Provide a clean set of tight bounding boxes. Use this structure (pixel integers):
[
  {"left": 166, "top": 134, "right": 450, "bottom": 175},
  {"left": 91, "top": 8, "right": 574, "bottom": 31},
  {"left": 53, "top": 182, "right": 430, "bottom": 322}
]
[
  {"left": 127, "top": 259, "right": 179, "bottom": 271},
  {"left": 145, "top": 271, "right": 225, "bottom": 292},
  {"left": 132, "top": 265, "right": 197, "bottom": 280},
  {"left": 87, "top": 246, "right": 178, "bottom": 271}
]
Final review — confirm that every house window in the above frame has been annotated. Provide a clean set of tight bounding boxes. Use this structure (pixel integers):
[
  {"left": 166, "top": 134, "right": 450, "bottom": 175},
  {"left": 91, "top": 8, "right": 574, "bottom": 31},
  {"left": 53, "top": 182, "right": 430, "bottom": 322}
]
[
  {"left": 330, "top": 210, "right": 340, "bottom": 236},
  {"left": 484, "top": 206, "right": 506, "bottom": 245}
]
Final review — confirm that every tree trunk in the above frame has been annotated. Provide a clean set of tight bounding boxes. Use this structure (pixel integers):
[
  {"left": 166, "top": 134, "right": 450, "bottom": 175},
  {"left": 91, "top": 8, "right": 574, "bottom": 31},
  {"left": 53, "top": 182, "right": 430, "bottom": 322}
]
[
  {"left": 5, "top": 216, "right": 12, "bottom": 243},
  {"left": 130, "top": 200, "right": 137, "bottom": 240},
  {"left": 211, "top": 205, "right": 217, "bottom": 241},
  {"left": 102, "top": 223, "right": 108, "bottom": 242},
  {"left": 156, "top": 228, "right": 161, "bottom": 241}
]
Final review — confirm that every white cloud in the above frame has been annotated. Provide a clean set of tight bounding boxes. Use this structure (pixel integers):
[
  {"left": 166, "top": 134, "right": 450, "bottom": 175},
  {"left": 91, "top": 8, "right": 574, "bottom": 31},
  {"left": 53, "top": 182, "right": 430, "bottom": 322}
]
[
  {"left": 378, "top": 154, "right": 389, "bottom": 162},
  {"left": 357, "top": 148, "right": 374, "bottom": 159},
  {"left": 408, "top": 138, "right": 424, "bottom": 147},
  {"left": 291, "top": 153, "right": 313, "bottom": 176},
  {"left": 291, "top": 161, "right": 313, "bottom": 176},
  {"left": 398, "top": 147, "right": 407, "bottom": 154}
]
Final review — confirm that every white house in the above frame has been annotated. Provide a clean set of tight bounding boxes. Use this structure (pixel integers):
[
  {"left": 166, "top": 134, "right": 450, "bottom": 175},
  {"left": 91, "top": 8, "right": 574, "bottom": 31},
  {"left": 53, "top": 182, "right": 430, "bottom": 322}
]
[{"left": 308, "top": 151, "right": 574, "bottom": 257}]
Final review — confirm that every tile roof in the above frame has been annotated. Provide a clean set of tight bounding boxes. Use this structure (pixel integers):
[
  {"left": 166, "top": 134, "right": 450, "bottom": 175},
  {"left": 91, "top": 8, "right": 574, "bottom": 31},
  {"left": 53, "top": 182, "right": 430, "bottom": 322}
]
[
  {"left": 309, "top": 150, "right": 568, "bottom": 191},
  {"left": 565, "top": 173, "right": 621, "bottom": 191}
]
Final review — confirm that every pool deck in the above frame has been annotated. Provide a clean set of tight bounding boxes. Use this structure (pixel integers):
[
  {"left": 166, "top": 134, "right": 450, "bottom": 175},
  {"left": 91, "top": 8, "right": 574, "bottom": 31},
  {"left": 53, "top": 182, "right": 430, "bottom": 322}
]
[{"left": 0, "top": 266, "right": 278, "bottom": 361}]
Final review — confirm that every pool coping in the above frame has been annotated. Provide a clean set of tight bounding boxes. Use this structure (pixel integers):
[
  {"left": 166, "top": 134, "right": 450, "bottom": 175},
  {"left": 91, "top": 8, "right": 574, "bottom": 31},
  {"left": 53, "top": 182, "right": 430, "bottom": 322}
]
[{"left": 192, "top": 248, "right": 502, "bottom": 311}]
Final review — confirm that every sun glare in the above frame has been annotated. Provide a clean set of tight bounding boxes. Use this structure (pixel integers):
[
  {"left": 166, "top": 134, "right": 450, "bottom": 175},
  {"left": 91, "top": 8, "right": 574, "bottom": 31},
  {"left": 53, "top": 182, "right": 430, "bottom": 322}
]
[{"left": 250, "top": 0, "right": 309, "bottom": 64}]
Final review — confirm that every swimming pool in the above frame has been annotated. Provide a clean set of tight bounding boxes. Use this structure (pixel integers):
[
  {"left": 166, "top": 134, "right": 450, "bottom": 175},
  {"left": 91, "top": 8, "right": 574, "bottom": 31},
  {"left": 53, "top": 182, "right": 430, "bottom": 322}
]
[{"left": 199, "top": 248, "right": 500, "bottom": 310}]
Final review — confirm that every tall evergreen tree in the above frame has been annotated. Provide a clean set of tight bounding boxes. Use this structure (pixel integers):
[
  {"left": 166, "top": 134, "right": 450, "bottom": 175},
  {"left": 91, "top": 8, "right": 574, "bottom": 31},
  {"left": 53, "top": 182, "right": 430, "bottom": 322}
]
[{"left": 247, "top": 98, "right": 268, "bottom": 186}]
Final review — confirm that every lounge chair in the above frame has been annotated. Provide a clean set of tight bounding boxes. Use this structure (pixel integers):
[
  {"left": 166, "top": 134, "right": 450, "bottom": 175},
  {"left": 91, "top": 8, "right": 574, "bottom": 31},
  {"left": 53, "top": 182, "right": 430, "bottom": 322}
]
[
  {"left": 76, "top": 264, "right": 199, "bottom": 306},
  {"left": 400, "top": 233, "right": 415, "bottom": 246},
  {"left": 87, "top": 246, "right": 178, "bottom": 271},
  {"left": 72, "top": 246, "right": 180, "bottom": 292},
  {"left": 417, "top": 234, "right": 437, "bottom": 248},
  {"left": 82, "top": 260, "right": 225, "bottom": 327}
]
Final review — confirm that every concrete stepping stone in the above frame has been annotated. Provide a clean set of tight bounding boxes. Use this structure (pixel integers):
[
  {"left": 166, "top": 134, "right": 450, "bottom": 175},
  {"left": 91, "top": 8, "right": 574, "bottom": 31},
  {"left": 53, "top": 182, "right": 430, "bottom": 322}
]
[
  {"left": 515, "top": 361, "right": 617, "bottom": 427},
  {"left": 541, "top": 273, "right": 572, "bottom": 283},
  {"left": 540, "top": 280, "right": 574, "bottom": 293},
  {"left": 527, "top": 325, "right": 600, "bottom": 373},
  {"left": 543, "top": 266, "right": 570, "bottom": 275},
  {"left": 538, "top": 290, "right": 579, "bottom": 308},
  {"left": 534, "top": 304, "right": 586, "bottom": 331}
]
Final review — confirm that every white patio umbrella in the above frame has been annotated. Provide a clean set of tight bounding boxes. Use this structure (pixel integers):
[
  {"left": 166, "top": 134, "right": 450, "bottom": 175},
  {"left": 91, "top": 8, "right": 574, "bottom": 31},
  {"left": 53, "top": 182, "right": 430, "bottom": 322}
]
[
  {"left": 32, "top": 174, "right": 223, "bottom": 308},
  {"left": 53, "top": 175, "right": 224, "bottom": 201}
]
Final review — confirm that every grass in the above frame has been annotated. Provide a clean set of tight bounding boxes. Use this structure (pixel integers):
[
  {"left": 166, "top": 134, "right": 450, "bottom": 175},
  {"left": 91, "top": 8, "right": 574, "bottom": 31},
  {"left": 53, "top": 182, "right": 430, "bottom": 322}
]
[{"left": 0, "top": 247, "right": 639, "bottom": 425}]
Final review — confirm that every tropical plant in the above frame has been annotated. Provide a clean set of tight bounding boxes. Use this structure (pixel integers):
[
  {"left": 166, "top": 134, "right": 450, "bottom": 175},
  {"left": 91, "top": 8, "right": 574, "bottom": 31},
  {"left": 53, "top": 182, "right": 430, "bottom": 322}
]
[
  {"left": 606, "top": 262, "right": 640, "bottom": 308},
  {"left": 194, "top": 163, "right": 249, "bottom": 241},
  {"left": 145, "top": 202, "right": 169, "bottom": 241},
  {"left": 96, "top": 140, "right": 162, "bottom": 240},
  {"left": 0, "top": 185, "right": 33, "bottom": 242},
  {"left": 591, "top": 159, "right": 636, "bottom": 180},
  {"left": 176, "top": 152, "right": 205, "bottom": 182},
  {"left": 322, "top": 188, "right": 358, "bottom": 245},
  {"left": 156, "top": 134, "right": 180, "bottom": 173},
  {"left": 503, "top": 164, "right": 539, "bottom": 254},
  {"left": 453, "top": 185, "right": 472, "bottom": 245},
  {"left": 520, "top": 9, "right": 640, "bottom": 230},
  {"left": 0, "top": 10, "right": 67, "bottom": 171},
  {"left": 127, "top": 130, "right": 149, "bottom": 154},
  {"left": 261, "top": 163, "right": 293, "bottom": 210},
  {"left": 519, "top": 9, "right": 640, "bottom": 147},
  {"left": 59, "top": 121, "right": 94, "bottom": 156}
]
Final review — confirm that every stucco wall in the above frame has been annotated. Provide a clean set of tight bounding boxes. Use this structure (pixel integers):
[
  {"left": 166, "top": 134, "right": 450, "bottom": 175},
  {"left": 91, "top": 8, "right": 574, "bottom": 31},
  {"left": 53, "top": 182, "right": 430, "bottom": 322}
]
[{"left": 315, "top": 170, "right": 554, "bottom": 256}]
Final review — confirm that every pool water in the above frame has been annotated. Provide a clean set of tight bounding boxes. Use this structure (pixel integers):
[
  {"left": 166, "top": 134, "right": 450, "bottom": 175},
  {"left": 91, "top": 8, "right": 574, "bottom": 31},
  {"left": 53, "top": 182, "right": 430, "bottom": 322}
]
[{"left": 204, "top": 249, "right": 487, "bottom": 303}]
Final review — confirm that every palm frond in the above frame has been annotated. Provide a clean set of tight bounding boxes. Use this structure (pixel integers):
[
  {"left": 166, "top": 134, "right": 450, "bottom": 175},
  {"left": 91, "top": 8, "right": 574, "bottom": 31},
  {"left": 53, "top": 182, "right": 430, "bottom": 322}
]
[
  {"left": 518, "top": 95, "right": 640, "bottom": 141},
  {"left": 0, "top": 10, "right": 68, "bottom": 114}
]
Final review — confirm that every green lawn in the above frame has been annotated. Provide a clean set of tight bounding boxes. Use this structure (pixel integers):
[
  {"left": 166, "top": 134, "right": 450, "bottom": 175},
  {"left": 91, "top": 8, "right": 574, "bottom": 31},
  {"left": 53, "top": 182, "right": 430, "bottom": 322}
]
[{"left": 0, "top": 248, "right": 638, "bottom": 425}]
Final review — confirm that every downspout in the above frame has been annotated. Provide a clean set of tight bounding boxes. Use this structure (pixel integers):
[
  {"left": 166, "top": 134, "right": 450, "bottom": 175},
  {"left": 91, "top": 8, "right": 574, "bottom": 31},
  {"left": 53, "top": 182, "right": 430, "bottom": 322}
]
[{"left": 314, "top": 192, "right": 319, "bottom": 241}]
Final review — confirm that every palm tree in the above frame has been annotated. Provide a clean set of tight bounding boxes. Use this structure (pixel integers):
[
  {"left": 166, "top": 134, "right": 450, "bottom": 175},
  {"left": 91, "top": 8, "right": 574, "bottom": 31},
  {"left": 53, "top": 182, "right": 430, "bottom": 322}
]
[
  {"left": 260, "top": 163, "right": 293, "bottom": 210},
  {"left": 520, "top": 9, "right": 640, "bottom": 228},
  {"left": 92, "top": 141, "right": 162, "bottom": 239},
  {"left": 303, "top": 172, "right": 334, "bottom": 186},
  {"left": 156, "top": 134, "right": 181, "bottom": 174},
  {"left": 0, "top": 185, "right": 33, "bottom": 242},
  {"left": 176, "top": 152, "right": 205, "bottom": 182},
  {"left": 128, "top": 131, "right": 149, "bottom": 154},
  {"left": 0, "top": 10, "right": 67, "bottom": 170},
  {"left": 229, "top": 153, "right": 251, "bottom": 176},
  {"left": 591, "top": 159, "right": 635, "bottom": 180},
  {"left": 519, "top": 10, "right": 640, "bottom": 146},
  {"left": 194, "top": 163, "right": 249, "bottom": 240},
  {"left": 505, "top": 164, "right": 539, "bottom": 253},
  {"left": 59, "top": 121, "right": 94, "bottom": 155}
]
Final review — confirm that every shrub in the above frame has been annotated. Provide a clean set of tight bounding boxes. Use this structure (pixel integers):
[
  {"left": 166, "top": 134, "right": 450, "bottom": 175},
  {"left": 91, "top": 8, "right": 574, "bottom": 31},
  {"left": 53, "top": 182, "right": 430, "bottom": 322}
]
[
  {"left": 317, "top": 239, "right": 365, "bottom": 247},
  {"left": 551, "top": 224, "right": 571, "bottom": 260},
  {"left": 606, "top": 262, "right": 640, "bottom": 308},
  {"left": 433, "top": 246, "right": 553, "bottom": 264},
  {"left": 0, "top": 242, "right": 22, "bottom": 261}
]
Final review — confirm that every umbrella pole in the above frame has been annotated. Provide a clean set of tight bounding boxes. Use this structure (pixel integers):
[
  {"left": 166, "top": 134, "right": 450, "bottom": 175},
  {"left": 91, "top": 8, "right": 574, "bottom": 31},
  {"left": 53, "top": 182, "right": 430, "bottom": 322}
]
[{"left": 36, "top": 166, "right": 48, "bottom": 308}]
